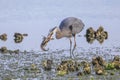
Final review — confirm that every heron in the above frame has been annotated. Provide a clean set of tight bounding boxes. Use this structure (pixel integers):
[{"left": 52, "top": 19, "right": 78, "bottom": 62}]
[{"left": 41, "top": 17, "right": 85, "bottom": 57}]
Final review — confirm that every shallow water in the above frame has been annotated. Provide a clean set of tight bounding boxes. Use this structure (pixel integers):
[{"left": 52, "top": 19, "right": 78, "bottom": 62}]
[{"left": 0, "top": 47, "right": 120, "bottom": 80}]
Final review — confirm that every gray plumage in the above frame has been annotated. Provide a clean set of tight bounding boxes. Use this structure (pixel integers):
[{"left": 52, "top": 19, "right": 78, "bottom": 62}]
[{"left": 59, "top": 17, "right": 84, "bottom": 38}]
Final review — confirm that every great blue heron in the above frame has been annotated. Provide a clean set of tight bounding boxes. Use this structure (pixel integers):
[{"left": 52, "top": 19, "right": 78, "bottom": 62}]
[{"left": 41, "top": 17, "right": 85, "bottom": 57}]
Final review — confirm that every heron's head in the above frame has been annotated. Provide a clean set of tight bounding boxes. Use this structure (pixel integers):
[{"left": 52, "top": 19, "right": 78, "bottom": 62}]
[{"left": 40, "top": 27, "right": 57, "bottom": 51}]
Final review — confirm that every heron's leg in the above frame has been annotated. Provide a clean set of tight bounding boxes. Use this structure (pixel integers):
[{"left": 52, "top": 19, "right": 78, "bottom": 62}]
[
  {"left": 72, "top": 35, "right": 76, "bottom": 55},
  {"left": 69, "top": 38, "right": 72, "bottom": 58}
]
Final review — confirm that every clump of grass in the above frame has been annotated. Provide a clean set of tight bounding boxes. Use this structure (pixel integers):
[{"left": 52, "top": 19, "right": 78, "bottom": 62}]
[{"left": 105, "top": 63, "right": 115, "bottom": 70}]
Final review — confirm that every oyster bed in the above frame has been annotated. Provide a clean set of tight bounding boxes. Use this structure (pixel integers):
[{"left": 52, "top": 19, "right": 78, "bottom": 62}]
[{"left": 0, "top": 47, "right": 120, "bottom": 80}]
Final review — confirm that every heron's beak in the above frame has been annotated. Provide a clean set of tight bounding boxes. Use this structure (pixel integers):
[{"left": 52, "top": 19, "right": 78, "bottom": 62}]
[{"left": 41, "top": 31, "right": 54, "bottom": 51}]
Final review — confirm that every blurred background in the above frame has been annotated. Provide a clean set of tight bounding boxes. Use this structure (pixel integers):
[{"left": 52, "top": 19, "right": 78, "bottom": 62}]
[{"left": 0, "top": 0, "right": 120, "bottom": 51}]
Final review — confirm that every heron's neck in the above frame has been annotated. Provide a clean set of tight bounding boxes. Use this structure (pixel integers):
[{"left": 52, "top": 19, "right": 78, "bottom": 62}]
[{"left": 53, "top": 27, "right": 63, "bottom": 39}]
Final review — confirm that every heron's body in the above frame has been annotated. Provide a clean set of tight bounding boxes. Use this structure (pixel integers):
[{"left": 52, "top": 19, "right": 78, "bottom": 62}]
[
  {"left": 57, "top": 17, "right": 84, "bottom": 39},
  {"left": 41, "top": 17, "right": 85, "bottom": 58}
]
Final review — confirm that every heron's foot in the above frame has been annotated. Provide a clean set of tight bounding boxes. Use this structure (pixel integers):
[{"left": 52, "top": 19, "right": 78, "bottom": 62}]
[
  {"left": 70, "top": 55, "right": 74, "bottom": 59},
  {"left": 72, "top": 48, "right": 76, "bottom": 55},
  {"left": 70, "top": 52, "right": 75, "bottom": 59},
  {"left": 73, "top": 51, "right": 76, "bottom": 58},
  {"left": 70, "top": 52, "right": 72, "bottom": 59}
]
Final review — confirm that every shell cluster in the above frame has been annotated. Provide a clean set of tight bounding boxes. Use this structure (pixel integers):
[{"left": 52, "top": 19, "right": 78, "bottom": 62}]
[
  {"left": 77, "top": 61, "right": 91, "bottom": 76},
  {"left": 0, "top": 33, "right": 28, "bottom": 43},
  {"left": 92, "top": 56, "right": 106, "bottom": 75},
  {"left": 0, "top": 46, "right": 19, "bottom": 54},
  {"left": 91, "top": 56, "right": 120, "bottom": 75},
  {"left": 14, "top": 33, "right": 28, "bottom": 43},
  {"left": 53, "top": 56, "right": 120, "bottom": 76},
  {"left": 105, "top": 55, "right": 120, "bottom": 70},
  {"left": 96, "top": 26, "right": 108, "bottom": 44},
  {"left": 85, "top": 26, "right": 108, "bottom": 44},
  {"left": 85, "top": 27, "right": 95, "bottom": 44},
  {"left": 0, "top": 33, "right": 7, "bottom": 41},
  {"left": 82, "top": 61, "right": 91, "bottom": 74},
  {"left": 56, "top": 58, "right": 105, "bottom": 76},
  {"left": 0, "top": 33, "right": 28, "bottom": 54},
  {"left": 57, "top": 60, "right": 79, "bottom": 76}
]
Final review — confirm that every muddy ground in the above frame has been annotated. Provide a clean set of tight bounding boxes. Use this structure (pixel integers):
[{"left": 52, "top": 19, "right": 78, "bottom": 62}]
[{"left": 0, "top": 47, "right": 120, "bottom": 80}]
